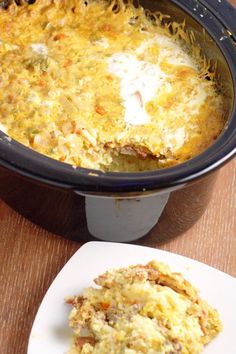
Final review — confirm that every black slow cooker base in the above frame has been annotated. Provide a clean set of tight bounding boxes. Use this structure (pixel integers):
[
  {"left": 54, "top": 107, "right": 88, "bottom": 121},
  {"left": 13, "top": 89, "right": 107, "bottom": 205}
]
[{"left": 0, "top": 165, "right": 218, "bottom": 244}]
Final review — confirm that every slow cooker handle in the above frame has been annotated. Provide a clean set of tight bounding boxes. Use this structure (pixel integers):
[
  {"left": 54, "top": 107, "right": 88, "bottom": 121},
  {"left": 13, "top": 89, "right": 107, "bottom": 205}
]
[
  {"left": 198, "top": 0, "right": 236, "bottom": 40},
  {"left": 75, "top": 192, "right": 170, "bottom": 242}
]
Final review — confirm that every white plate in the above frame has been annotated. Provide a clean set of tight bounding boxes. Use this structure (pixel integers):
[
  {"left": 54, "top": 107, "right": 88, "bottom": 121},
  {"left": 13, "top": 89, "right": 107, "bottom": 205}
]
[{"left": 28, "top": 241, "right": 236, "bottom": 354}]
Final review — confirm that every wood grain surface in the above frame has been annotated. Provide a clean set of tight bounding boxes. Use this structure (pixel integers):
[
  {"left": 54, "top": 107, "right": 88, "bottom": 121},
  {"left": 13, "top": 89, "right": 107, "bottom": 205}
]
[{"left": 0, "top": 2, "right": 236, "bottom": 354}]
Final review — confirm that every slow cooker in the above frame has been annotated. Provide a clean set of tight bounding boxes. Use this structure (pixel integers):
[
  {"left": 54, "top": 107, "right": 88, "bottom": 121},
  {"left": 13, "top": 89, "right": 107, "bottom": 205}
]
[{"left": 0, "top": 0, "right": 235, "bottom": 242}]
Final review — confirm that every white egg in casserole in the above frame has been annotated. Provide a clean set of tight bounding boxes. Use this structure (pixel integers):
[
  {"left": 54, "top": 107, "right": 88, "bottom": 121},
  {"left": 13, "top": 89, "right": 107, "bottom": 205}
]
[
  {"left": 108, "top": 53, "right": 167, "bottom": 126},
  {"left": 0, "top": 0, "right": 226, "bottom": 171}
]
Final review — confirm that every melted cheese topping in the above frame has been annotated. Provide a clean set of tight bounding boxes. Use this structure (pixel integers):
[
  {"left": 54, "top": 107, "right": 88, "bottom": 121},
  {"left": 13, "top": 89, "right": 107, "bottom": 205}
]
[
  {"left": 67, "top": 261, "right": 222, "bottom": 354},
  {"left": 0, "top": 0, "right": 225, "bottom": 171}
]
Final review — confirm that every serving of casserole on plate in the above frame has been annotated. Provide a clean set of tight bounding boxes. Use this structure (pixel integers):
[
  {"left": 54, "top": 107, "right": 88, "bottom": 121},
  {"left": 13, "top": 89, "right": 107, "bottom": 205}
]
[
  {"left": 0, "top": 0, "right": 226, "bottom": 171},
  {"left": 67, "top": 260, "right": 222, "bottom": 354},
  {"left": 27, "top": 242, "right": 236, "bottom": 354}
]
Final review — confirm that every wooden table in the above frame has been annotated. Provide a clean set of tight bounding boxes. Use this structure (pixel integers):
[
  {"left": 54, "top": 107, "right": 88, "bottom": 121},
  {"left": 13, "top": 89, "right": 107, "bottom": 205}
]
[
  {"left": 1, "top": 163, "right": 235, "bottom": 354},
  {"left": 1, "top": 3, "right": 236, "bottom": 354}
]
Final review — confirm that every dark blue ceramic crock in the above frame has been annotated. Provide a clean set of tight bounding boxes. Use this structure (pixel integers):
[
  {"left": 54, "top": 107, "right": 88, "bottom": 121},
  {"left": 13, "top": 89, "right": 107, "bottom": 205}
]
[{"left": 0, "top": 0, "right": 235, "bottom": 241}]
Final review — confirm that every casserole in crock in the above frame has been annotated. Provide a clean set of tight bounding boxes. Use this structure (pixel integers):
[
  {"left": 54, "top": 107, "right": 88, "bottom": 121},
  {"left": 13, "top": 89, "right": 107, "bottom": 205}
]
[
  {"left": 0, "top": 0, "right": 235, "bottom": 242},
  {"left": 0, "top": 0, "right": 227, "bottom": 172}
]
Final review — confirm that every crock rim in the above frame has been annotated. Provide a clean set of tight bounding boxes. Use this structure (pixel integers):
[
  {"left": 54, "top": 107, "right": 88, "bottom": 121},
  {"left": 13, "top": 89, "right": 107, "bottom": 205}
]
[{"left": 0, "top": 0, "right": 235, "bottom": 193}]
